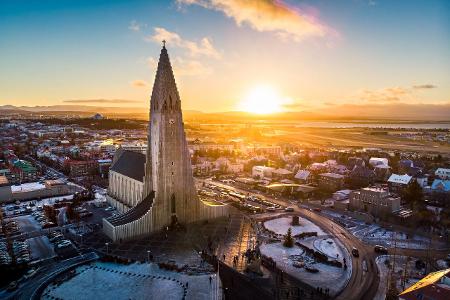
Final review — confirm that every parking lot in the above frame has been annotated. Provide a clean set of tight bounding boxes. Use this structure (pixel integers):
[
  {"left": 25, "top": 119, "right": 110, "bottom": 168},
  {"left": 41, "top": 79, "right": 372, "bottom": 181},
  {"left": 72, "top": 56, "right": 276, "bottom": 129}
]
[{"left": 197, "top": 179, "right": 286, "bottom": 214}]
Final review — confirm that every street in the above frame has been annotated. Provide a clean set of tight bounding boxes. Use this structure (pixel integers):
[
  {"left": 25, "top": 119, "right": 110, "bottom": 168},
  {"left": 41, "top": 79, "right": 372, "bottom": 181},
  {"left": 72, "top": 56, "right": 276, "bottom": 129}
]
[{"left": 199, "top": 178, "right": 448, "bottom": 300}]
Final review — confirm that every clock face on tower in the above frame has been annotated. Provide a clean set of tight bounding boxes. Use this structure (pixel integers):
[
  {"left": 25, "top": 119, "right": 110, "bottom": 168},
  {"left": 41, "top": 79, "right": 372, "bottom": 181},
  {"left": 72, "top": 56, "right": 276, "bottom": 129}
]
[{"left": 169, "top": 118, "right": 175, "bottom": 124}]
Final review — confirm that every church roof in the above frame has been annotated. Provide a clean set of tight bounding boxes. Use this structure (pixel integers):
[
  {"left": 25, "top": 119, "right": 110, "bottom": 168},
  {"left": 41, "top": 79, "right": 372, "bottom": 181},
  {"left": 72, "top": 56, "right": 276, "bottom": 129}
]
[{"left": 110, "top": 150, "right": 145, "bottom": 182}]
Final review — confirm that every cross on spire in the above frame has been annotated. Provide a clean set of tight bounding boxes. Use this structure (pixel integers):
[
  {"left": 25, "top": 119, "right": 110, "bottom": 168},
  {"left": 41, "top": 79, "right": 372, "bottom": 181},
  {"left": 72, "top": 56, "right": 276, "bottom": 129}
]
[{"left": 162, "top": 40, "right": 166, "bottom": 49}]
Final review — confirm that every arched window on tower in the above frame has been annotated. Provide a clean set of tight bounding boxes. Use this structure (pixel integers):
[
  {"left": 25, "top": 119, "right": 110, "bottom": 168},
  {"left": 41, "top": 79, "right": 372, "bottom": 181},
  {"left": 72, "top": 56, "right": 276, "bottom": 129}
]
[{"left": 171, "top": 194, "right": 176, "bottom": 214}]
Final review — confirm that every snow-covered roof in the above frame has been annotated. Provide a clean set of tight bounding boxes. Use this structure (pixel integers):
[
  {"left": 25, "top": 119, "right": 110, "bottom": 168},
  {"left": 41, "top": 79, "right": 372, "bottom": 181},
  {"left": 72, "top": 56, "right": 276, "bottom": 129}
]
[
  {"left": 431, "top": 179, "right": 450, "bottom": 192},
  {"left": 11, "top": 182, "right": 46, "bottom": 193},
  {"left": 273, "top": 168, "right": 292, "bottom": 175},
  {"left": 369, "top": 157, "right": 389, "bottom": 166},
  {"left": 295, "top": 170, "right": 310, "bottom": 180},
  {"left": 320, "top": 172, "right": 345, "bottom": 179},
  {"left": 334, "top": 189, "right": 352, "bottom": 195},
  {"left": 435, "top": 168, "right": 450, "bottom": 177},
  {"left": 387, "top": 174, "right": 412, "bottom": 185}
]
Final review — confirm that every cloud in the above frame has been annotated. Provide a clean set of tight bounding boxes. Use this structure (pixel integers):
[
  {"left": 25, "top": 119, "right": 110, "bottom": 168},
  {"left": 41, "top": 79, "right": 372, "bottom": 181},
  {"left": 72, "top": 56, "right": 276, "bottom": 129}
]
[
  {"left": 131, "top": 80, "right": 149, "bottom": 88},
  {"left": 413, "top": 84, "right": 437, "bottom": 89},
  {"left": 146, "top": 27, "right": 221, "bottom": 59},
  {"left": 173, "top": 57, "right": 213, "bottom": 76},
  {"left": 359, "top": 87, "right": 410, "bottom": 103},
  {"left": 63, "top": 99, "right": 142, "bottom": 104},
  {"left": 357, "top": 84, "right": 437, "bottom": 104},
  {"left": 176, "top": 0, "right": 329, "bottom": 42},
  {"left": 128, "top": 20, "right": 141, "bottom": 32}
]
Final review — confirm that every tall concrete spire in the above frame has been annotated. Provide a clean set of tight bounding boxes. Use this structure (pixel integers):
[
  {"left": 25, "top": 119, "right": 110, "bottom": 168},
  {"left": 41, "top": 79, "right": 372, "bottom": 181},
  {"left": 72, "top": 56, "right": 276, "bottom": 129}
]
[
  {"left": 150, "top": 45, "right": 181, "bottom": 114},
  {"left": 143, "top": 45, "right": 200, "bottom": 230},
  {"left": 103, "top": 46, "right": 228, "bottom": 242}
]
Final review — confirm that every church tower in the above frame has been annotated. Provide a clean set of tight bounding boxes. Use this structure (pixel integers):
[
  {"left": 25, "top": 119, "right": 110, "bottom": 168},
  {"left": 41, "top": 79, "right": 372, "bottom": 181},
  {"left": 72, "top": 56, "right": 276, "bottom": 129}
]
[
  {"left": 143, "top": 43, "right": 200, "bottom": 230},
  {"left": 103, "top": 44, "right": 227, "bottom": 242}
]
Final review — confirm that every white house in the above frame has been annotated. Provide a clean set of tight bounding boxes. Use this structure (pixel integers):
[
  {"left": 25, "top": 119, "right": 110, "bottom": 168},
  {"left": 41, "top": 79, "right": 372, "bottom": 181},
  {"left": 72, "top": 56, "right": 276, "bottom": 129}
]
[
  {"left": 252, "top": 166, "right": 275, "bottom": 179},
  {"left": 435, "top": 168, "right": 450, "bottom": 180},
  {"left": 369, "top": 157, "right": 389, "bottom": 167}
]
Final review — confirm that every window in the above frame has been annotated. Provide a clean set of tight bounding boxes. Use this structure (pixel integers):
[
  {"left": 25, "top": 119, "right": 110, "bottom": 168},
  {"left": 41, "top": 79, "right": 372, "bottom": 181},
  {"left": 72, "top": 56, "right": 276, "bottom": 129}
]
[{"left": 171, "top": 194, "right": 176, "bottom": 214}]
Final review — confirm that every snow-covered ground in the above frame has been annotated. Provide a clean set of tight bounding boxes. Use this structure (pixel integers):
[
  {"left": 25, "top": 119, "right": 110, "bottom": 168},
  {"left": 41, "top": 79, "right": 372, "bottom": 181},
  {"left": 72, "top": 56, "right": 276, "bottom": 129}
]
[
  {"left": 42, "top": 261, "right": 220, "bottom": 300},
  {"left": 260, "top": 242, "right": 351, "bottom": 296},
  {"left": 26, "top": 236, "right": 55, "bottom": 261},
  {"left": 260, "top": 217, "right": 351, "bottom": 296},
  {"left": 353, "top": 225, "right": 431, "bottom": 250},
  {"left": 437, "top": 259, "right": 449, "bottom": 269},
  {"left": 321, "top": 209, "right": 441, "bottom": 250},
  {"left": 264, "top": 217, "right": 325, "bottom": 236},
  {"left": 313, "top": 238, "right": 340, "bottom": 259},
  {"left": 374, "top": 255, "right": 422, "bottom": 300}
]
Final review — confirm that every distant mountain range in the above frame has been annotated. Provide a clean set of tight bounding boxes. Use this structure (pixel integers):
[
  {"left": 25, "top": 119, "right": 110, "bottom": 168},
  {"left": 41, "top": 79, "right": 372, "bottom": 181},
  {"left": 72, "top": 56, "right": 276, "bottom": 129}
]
[{"left": 1, "top": 103, "right": 449, "bottom": 122}]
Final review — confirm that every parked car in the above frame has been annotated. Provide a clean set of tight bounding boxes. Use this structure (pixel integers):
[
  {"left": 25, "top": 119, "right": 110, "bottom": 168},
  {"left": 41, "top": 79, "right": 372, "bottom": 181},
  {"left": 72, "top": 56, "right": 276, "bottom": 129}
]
[
  {"left": 7, "top": 281, "right": 18, "bottom": 291},
  {"left": 56, "top": 240, "right": 72, "bottom": 248},
  {"left": 374, "top": 245, "right": 388, "bottom": 254},
  {"left": 352, "top": 247, "right": 359, "bottom": 257},
  {"left": 284, "top": 207, "right": 294, "bottom": 212}
]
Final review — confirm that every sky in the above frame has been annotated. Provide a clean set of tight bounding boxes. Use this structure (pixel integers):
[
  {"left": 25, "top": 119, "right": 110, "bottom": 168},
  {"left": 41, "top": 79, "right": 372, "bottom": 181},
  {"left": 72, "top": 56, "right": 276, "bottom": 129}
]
[{"left": 0, "top": 0, "right": 449, "bottom": 113}]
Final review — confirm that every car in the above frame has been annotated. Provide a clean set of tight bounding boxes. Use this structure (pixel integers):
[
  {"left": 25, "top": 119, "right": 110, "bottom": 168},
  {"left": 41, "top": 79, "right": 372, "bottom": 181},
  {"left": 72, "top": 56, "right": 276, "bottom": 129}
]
[
  {"left": 305, "top": 265, "right": 319, "bottom": 273},
  {"left": 352, "top": 247, "right": 359, "bottom": 257},
  {"left": 374, "top": 245, "right": 388, "bottom": 254},
  {"left": 7, "top": 281, "right": 18, "bottom": 291},
  {"left": 284, "top": 207, "right": 294, "bottom": 212},
  {"left": 313, "top": 208, "right": 322, "bottom": 212},
  {"left": 267, "top": 207, "right": 276, "bottom": 212},
  {"left": 56, "top": 240, "right": 72, "bottom": 248}
]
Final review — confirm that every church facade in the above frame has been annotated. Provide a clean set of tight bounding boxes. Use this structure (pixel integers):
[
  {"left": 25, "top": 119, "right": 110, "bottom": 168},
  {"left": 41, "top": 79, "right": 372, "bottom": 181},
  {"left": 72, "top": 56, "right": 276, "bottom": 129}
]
[{"left": 103, "top": 45, "right": 227, "bottom": 242}]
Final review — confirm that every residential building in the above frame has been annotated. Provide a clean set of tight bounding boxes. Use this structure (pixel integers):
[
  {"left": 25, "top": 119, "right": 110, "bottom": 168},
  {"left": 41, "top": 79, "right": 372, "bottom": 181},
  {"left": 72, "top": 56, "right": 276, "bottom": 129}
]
[
  {"left": 0, "top": 168, "right": 19, "bottom": 185},
  {"left": 272, "top": 168, "right": 293, "bottom": 180},
  {"left": 388, "top": 174, "right": 413, "bottom": 193},
  {"left": 435, "top": 168, "right": 450, "bottom": 180},
  {"left": 431, "top": 179, "right": 450, "bottom": 193},
  {"left": 347, "top": 157, "right": 365, "bottom": 169},
  {"left": 318, "top": 173, "right": 345, "bottom": 192},
  {"left": 349, "top": 165, "right": 376, "bottom": 188},
  {"left": 11, "top": 160, "right": 39, "bottom": 183},
  {"left": 369, "top": 157, "right": 389, "bottom": 167},
  {"left": 374, "top": 164, "right": 391, "bottom": 181},
  {"left": 399, "top": 268, "right": 450, "bottom": 300},
  {"left": 67, "top": 160, "right": 97, "bottom": 178},
  {"left": 252, "top": 166, "right": 275, "bottom": 179},
  {"left": 294, "top": 170, "right": 312, "bottom": 184},
  {"left": 349, "top": 187, "right": 401, "bottom": 218}
]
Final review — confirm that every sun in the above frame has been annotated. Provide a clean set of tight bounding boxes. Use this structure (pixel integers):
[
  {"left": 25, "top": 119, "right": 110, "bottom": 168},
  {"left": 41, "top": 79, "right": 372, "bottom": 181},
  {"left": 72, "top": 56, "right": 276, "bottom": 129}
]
[{"left": 239, "top": 85, "right": 285, "bottom": 114}]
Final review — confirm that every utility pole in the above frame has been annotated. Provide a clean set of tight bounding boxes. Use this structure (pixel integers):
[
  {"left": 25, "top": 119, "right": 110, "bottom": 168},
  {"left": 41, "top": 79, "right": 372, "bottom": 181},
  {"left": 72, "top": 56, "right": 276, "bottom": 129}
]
[
  {"left": 386, "top": 230, "right": 399, "bottom": 300},
  {"left": 401, "top": 256, "right": 411, "bottom": 291}
]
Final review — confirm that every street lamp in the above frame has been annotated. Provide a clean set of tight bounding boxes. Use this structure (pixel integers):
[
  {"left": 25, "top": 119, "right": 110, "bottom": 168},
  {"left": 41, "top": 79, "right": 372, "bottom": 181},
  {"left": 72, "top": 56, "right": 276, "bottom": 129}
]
[
  {"left": 147, "top": 250, "right": 151, "bottom": 262},
  {"left": 105, "top": 242, "right": 109, "bottom": 255}
]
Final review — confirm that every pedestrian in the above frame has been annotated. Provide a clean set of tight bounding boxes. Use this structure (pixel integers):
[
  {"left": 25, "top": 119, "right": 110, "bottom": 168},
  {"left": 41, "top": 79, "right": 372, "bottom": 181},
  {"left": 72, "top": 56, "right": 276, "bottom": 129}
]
[
  {"left": 209, "top": 276, "right": 212, "bottom": 285},
  {"left": 223, "top": 254, "right": 226, "bottom": 261}
]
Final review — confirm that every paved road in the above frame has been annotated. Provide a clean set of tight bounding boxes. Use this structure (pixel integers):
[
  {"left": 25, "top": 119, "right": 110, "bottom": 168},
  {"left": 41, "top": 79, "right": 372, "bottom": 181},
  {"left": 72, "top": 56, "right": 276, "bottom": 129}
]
[
  {"left": 201, "top": 179, "right": 447, "bottom": 300},
  {"left": 27, "top": 236, "right": 55, "bottom": 261},
  {"left": 1, "top": 252, "right": 99, "bottom": 300},
  {"left": 58, "top": 207, "right": 67, "bottom": 226}
]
